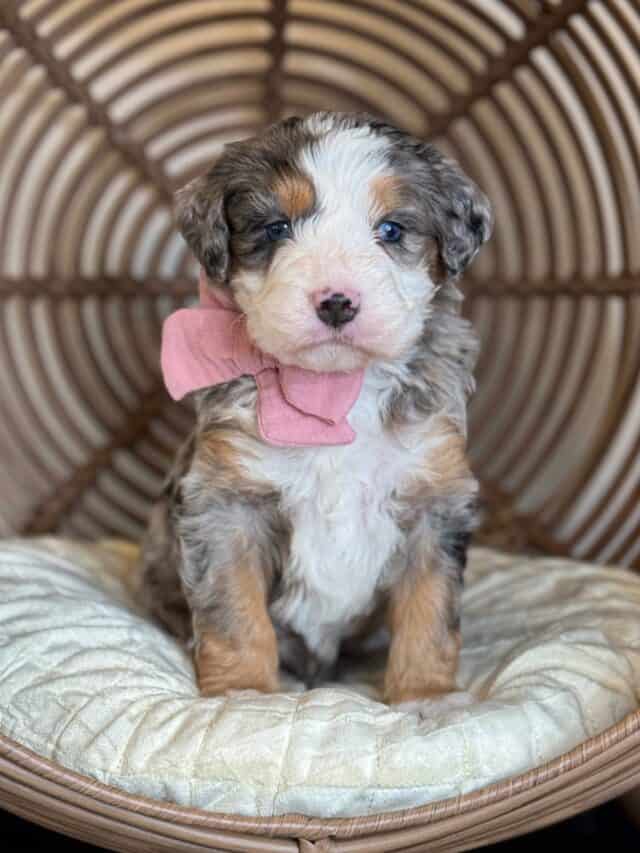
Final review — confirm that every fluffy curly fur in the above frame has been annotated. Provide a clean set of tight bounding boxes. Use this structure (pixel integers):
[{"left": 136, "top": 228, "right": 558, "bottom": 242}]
[{"left": 140, "top": 112, "right": 493, "bottom": 702}]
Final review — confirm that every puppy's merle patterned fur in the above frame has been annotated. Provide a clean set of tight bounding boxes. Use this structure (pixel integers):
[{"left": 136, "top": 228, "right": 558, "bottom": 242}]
[{"left": 140, "top": 112, "right": 492, "bottom": 702}]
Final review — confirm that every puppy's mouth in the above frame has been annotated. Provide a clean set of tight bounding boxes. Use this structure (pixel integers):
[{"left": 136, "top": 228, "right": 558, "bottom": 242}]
[
  {"left": 293, "top": 320, "right": 373, "bottom": 348},
  {"left": 280, "top": 333, "right": 380, "bottom": 374},
  {"left": 294, "top": 332, "right": 376, "bottom": 358},
  {"left": 296, "top": 331, "right": 354, "bottom": 349}
]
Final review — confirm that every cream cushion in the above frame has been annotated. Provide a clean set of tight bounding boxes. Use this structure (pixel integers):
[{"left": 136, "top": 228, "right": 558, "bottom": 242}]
[{"left": 0, "top": 539, "right": 638, "bottom": 819}]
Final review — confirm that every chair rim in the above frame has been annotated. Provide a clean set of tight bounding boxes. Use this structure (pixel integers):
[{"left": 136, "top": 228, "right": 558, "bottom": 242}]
[{"left": 0, "top": 707, "right": 638, "bottom": 851}]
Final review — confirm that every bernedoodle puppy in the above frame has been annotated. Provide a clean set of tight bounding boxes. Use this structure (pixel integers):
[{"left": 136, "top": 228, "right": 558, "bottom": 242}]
[{"left": 140, "top": 112, "right": 492, "bottom": 704}]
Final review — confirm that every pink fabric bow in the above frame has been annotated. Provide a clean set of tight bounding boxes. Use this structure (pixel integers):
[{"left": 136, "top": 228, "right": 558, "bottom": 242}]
[{"left": 161, "top": 272, "right": 364, "bottom": 447}]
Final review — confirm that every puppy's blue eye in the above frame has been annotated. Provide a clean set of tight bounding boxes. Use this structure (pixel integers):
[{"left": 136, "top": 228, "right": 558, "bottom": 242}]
[
  {"left": 377, "top": 221, "right": 403, "bottom": 243},
  {"left": 265, "top": 220, "right": 291, "bottom": 241}
]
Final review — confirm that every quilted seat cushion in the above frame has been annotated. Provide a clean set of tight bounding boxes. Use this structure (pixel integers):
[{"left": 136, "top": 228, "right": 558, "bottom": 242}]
[{"left": 0, "top": 538, "right": 639, "bottom": 819}]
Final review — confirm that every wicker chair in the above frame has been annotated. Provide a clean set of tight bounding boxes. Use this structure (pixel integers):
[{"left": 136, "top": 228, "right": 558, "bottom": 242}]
[{"left": 0, "top": 1, "right": 638, "bottom": 850}]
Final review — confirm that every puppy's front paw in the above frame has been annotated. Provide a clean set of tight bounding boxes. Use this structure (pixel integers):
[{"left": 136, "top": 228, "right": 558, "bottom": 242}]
[
  {"left": 196, "top": 630, "right": 279, "bottom": 697},
  {"left": 199, "top": 675, "right": 280, "bottom": 698},
  {"left": 224, "top": 687, "right": 280, "bottom": 701},
  {"left": 198, "top": 667, "right": 280, "bottom": 697}
]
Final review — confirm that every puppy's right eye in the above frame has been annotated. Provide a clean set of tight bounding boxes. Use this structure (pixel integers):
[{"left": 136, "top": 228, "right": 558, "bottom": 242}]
[
  {"left": 265, "top": 220, "right": 292, "bottom": 241},
  {"left": 377, "top": 220, "right": 404, "bottom": 243}
]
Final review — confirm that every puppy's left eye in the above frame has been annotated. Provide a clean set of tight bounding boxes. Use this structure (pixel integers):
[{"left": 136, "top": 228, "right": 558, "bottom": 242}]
[
  {"left": 377, "top": 221, "right": 404, "bottom": 243},
  {"left": 265, "top": 220, "right": 292, "bottom": 241}
]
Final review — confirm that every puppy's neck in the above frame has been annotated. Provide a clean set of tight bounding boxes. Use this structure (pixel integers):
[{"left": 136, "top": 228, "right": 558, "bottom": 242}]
[{"left": 367, "top": 304, "right": 478, "bottom": 438}]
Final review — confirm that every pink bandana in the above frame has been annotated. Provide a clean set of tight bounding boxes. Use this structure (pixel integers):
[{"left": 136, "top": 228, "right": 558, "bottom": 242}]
[{"left": 161, "top": 271, "right": 364, "bottom": 447}]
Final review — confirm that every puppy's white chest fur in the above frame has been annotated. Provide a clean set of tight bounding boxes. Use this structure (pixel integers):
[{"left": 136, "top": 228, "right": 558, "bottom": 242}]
[{"left": 254, "top": 371, "right": 436, "bottom": 662}]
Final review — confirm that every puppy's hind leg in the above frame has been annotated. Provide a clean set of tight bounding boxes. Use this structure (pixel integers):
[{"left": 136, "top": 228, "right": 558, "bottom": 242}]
[
  {"left": 139, "top": 434, "right": 196, "bottom": 642},
  {"left": 139, "top": 497, "right": 192, "bottom": 643}
]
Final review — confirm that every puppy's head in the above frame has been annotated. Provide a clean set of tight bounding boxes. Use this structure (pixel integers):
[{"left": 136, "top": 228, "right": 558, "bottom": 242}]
[{"left": 176, "top": 112, "right": 492, "bottom": 372}]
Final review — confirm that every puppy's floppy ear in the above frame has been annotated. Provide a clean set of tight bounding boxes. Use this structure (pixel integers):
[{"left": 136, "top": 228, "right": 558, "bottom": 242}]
[
  {"left": 175, "top": 173, "right": 230, "bottom": 283},
  {"left": 421, "top": 146, "right": 493, "bottom": 279}
]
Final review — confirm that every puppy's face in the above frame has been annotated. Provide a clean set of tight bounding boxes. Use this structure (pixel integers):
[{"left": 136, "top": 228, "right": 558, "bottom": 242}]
[{"left": 177, "top": 113, "right": 492, "bottom": 372}]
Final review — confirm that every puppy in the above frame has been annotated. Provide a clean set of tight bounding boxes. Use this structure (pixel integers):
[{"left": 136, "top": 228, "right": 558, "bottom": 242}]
[{"left": 140, "top": 112, "right": 492, "bottom": 703}]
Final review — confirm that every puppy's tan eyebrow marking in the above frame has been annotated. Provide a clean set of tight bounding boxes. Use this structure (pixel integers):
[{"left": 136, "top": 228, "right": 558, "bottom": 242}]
[
  {"left": 272, "top": 173, "right": 315, "bottom": 219},
  {"left": 370, "top": 174, "right": 405, "bottom": 216},
  {"left": 370, "top": 174, "right": 417, "bottom": 309}
]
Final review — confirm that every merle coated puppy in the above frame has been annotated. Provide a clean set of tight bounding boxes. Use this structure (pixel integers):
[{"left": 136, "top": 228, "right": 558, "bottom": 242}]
[{"left": 140, "top": 112, "right": 492, "bottom": 704}]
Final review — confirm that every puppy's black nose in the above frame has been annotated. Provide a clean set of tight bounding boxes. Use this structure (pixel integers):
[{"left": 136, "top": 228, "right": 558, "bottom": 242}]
[{"left": 315, "top": 293, "right": 359, "bottom": 328}]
